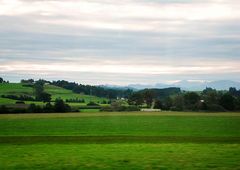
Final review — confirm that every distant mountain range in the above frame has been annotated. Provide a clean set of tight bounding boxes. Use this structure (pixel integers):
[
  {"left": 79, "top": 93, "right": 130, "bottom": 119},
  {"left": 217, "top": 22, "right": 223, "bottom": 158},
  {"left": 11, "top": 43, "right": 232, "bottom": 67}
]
[{"left": 125, "top": 80, "right": 240, "bottom": 91}]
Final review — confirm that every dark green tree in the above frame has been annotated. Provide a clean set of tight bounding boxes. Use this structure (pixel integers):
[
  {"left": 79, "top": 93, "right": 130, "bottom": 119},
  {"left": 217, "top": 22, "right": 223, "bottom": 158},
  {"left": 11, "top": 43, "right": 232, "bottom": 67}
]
[
  {"left": 34, "top": 81, "right": 51, "bottom": 102},
  {"left": 219, "top": 93, "right": 235, "bottom": 111},
  {"left": 184, "top": 92, "right": 200, "bottom": 110},
  {"left": 28, "top": 104, "right": 42, "bottom": 113},
  {"left": 172, "top": 95, "right": 184, "bottom": 111},
  {"left": 21, "top": 79, "right": 34, "bottom": 84},
  {"left": 34, "top": 81, "right": 44, "bottom": 101},
  {"left": 143, "top": 91, "right": 155, "bottom": 108},
  {"left": 40, "top": 92, "right": 51, "bottom": 103},
  {"left": 54, "top": 99, "right": 70, "bottom": 112},
  {"left": 162, "top": 97, "right": 173, "bottom": 110},
  {"left": 154, "top": 99, "right": 163, "bottom": 109},
  {"left": 202, "top": 88, "right": 219, "bottom": 105},
  {"left": 44, "top": 103, "right": 54, "bottom": 112},
  {"left": 128, "top": 93, "right": 144, "bottom": 106}
]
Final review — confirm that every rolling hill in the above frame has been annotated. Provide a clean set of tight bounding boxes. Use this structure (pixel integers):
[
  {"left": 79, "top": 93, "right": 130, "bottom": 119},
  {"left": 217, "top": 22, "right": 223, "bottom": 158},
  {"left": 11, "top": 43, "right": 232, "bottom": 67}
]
[{"left": 0, "top": 83, "right": 108, "bottom": 106}]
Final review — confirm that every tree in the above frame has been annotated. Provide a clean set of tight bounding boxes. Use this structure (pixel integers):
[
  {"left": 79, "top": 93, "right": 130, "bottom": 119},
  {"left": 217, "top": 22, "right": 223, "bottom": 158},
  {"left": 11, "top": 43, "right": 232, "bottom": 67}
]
[
  {"left": 154, "top": 99, "right": 162, "bottom": 109},
  {"left": 33, "top": 81, "right": 51, "bottom": 102},
  {"left": 128, "top": 93, "right": 144, "bottom": 106},
  {"left": 219, "top": 93, "right": 235, "bottom": 111},
  {"left": 235, "top": 97, "right": 240, "bottom": 111},
  {"left": 40, "top": 92, "right": 51, "bottom": 103},
  {"left": 21, "top": 79, "right": 34, "bottom": 84},
  {"left": 162, "top": 97, "right": 173, "bottom": 110},
  {"left": 0, "top": 77, "right": 3, "bottom": 83},
  {"left": 28, "top": 104, "right": 42, "bottom": 113},
  {"left": 229, "top": 87, "right": 240, "bottom": 97},
  {"left": 44, "top": 103, "right": 54, "bottom": 112},
  {"left": 0, "top": 105, "right": 8, "bottom": 113},
  {"left": 184, "top": 92, "right": 200, "bottom": 110},
  {"left": 54, "top": 99, "right": 70, "bottom": 112},
  {"left": 143, "top": 90, "right": 155, "bottom": 108},
  {"left": 172, "top": 95, "right": 184, "bottom": 111},
  {"left": 34, "top": 81, "right": 44, "bottom": 101},
  {"left": 202, "top": 88, "right": 219, "bottom": 105}
]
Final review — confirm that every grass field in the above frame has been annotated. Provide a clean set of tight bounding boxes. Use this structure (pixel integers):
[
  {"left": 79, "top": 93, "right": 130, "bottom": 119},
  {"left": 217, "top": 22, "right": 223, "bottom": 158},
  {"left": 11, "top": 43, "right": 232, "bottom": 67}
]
[
  {"left": 0, "top": 83, "right": 108, "bottom": 106},
  {"left": 0, "top": 143, "right": 239, "bottom": 170},
  {"left": 0, "top": 111, "right": 240, "bottom": 169}
]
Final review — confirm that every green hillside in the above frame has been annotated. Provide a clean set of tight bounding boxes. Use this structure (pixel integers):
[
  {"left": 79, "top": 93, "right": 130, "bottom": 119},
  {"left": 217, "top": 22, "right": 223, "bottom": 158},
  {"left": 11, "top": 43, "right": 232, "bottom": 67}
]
[{"left": 0, "top": 83, "right": 108, "bottom": 106}]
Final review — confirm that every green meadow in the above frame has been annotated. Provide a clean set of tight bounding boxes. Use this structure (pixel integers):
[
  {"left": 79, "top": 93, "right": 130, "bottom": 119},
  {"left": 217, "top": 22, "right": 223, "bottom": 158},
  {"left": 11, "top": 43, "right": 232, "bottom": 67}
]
[
  {"left": 0, "top": 83, "right": 107, "bottom": 106},
  {"left": 0, "top": 112, "right": 240, "bottom": 169},
  {"left": 1, "top": 143, "right": 239, "bottom": 170}
]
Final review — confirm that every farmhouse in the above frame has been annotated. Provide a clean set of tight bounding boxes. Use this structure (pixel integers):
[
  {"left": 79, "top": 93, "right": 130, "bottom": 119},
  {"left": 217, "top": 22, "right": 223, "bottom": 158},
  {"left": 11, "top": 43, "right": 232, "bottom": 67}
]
[{"left": 141, "top": 108, "right": 161, "bottom": 112}]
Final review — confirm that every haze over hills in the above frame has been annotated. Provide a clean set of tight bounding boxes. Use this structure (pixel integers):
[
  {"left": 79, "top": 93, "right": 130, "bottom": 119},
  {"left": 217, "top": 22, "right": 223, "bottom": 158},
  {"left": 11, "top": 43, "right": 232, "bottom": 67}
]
[{"left": 126, "top": 80, "right": 240, "bottom": 91}]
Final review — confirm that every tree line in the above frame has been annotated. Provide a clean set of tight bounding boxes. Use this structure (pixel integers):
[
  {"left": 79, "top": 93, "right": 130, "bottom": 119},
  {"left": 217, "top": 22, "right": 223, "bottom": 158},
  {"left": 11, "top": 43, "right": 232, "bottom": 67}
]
[
  {"left": 18, "top": 79, "right": 134, "bottom": 99},
  {"left": 51, "top": 80, "right": 133, "bottom": 99},
  {"left": 1, "top": 77, "right": 240, "bottom": 112},
  {"left": 128, "top": 87, "right": 240, "bottom": 112},
  {"left": 0, "top": 99, "right": 73, "bottom": 114}
]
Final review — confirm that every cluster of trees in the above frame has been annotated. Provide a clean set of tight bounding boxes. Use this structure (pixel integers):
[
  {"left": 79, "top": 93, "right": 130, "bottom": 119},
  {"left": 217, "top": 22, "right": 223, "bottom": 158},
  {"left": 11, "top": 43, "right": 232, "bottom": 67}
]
[
  {"left": 128, "top": 87, "right": 240, "bottom": 112},
  {"left": 0, "top": 99, "right": 72, "bottom": 114},
  {"left": 86, "top": 101, "right": 100, "bottom": 106},
  {"left": 19, "top": 79, "right": 52, "bottom": 102},
  {"left": 20, "top": 79, "right": 35, "bottom": 84},
  {"left": 33, "top": 81, "right": 51, "bottom": 102},
  {"left": 100, "top": 101, "right": 140, "bottom": 112},
  {"left": 0, "top": 77, "right": 9, "bottom": 83},
  {"left": 66, "top": 98, "right": 85, "bottom": 103},
  {"left": 1, "top": 95, "right": 35, "bottom": 101},
  {"left": 51, "top": 80, "right": 133, "bottom": 99},
  {"left": 19, "top": 79, "right": 134, "bottom": 99},
  {"left": 128, "top": 88, "right": 181, "bottom": 107}
]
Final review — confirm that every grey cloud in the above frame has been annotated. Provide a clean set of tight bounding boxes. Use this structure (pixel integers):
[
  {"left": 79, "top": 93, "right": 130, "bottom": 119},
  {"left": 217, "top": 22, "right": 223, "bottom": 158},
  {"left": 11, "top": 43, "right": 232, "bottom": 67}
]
[{"left": 0, "top": 0, "right": 240, "bottom": 84}]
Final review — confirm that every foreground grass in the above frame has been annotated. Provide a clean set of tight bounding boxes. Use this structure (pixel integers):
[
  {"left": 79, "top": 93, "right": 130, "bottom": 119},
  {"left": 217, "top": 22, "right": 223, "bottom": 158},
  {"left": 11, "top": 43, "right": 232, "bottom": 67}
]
[
  {"left": 0, "top": 112, "right": 239, "bottom": 137},
  {"left": 0, "top": 143, "right": 239, "bottom": 170},
  {"left": 0, "top": 112, "right": 240, "bottom": 169}
]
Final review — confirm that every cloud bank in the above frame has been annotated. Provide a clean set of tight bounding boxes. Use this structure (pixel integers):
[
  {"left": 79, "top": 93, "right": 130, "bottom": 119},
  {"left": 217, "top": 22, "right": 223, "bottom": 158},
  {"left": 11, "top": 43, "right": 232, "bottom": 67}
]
[{"left": 0, "top": 0, "right": 239, "bottom": 84}]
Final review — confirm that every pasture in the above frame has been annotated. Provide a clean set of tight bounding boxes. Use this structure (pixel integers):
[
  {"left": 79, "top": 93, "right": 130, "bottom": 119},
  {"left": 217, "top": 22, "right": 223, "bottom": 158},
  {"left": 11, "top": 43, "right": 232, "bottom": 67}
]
[
  {"left": 0, "top": 112, "right": 240, "bottom": 169},
  {"left": 0, "top": 83, "right": 108, "bottom": 106}
]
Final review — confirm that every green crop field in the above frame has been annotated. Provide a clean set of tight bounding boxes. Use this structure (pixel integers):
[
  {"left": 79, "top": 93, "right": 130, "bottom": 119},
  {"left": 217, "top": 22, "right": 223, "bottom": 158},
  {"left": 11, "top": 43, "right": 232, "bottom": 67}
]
[
  {"left": 0, "top": 83, "right": 108, "bottom": 106},
  {"left": 0, "top": 112, "right": 240, "bottom": 169}
]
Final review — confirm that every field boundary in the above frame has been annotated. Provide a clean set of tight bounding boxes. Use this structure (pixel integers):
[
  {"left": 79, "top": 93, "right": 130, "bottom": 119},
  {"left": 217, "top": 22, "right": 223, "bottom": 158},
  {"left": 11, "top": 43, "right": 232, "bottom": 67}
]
[{"left": 1, "top": 136, "right": 240, "bottom": 144}]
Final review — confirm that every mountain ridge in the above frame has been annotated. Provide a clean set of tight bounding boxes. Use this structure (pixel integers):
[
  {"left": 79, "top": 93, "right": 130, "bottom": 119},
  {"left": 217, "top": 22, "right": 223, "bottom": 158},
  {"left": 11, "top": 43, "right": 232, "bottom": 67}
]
[{"left": 124, "top": 80, "right": 240, "bottom": 91}]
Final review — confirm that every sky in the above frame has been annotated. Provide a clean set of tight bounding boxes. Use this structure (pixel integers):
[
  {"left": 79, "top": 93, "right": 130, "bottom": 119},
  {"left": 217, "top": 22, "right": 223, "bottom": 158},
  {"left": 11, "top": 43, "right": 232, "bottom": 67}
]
[{"left": 0, "top": 0, "right": 240, "bottom": 85}]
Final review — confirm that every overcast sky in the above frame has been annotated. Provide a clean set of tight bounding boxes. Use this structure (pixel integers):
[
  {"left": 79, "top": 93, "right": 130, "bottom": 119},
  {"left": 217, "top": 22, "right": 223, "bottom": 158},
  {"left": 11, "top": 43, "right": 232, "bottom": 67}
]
[{"left": 0, "top": 0, "right": 239, "bottom": 85}]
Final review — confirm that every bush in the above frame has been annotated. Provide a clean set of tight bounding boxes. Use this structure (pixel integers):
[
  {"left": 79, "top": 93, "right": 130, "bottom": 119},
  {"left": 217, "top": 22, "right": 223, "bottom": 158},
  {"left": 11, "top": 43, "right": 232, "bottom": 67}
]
[
  {"left": 87, "top": 101, "right": 99, "bottom": 106},
  {"left": 207, "top": 104, "right": 226, "bottom": 112},
  {"left": 66, "top": 98, "right": 85, "bottom": 103},
  {"left": 125, "top": 105, "right": 140, "bottom": 111},
  {"left": 1, "top": 95, "right": 35, "bottom": 101},
  {"left": 0, "top": 105, "right": 9, "bottom": 114},
  {"left": 54, "top": 99, "right": 71, "bottom": 112},
  {"left": 28, "top": 104, "right": 43, "bottom": 113},
  {"left": 100, "top": 105, "right": 140, "bottom": 112},
  {"left": 100, "top": 106, "right": 114, "bottom": 112},
  {"left": 79, "top": 106, "right": 101, "bottom": 109}
]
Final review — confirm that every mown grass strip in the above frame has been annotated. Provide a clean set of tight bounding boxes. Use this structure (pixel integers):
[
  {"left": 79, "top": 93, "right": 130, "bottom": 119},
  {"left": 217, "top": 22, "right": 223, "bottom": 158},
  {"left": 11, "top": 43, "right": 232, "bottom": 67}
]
[{"left": 1, "top": 136, "right": 240, "bottom": 144}]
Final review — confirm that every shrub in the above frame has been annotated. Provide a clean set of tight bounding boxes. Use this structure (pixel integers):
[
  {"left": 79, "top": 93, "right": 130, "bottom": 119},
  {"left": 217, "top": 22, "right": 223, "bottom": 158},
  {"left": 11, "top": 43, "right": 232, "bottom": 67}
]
[
  {"left": 87, "top": 101, "right": 99, "bottom": 106},
  {"left": 207, "top": 104, "right": 226, "bottom": 112},
  {"left": 125, "top": 105, "right": 140, "bottom": 111},
  {"left": 0, "top": 105, "right": 9, "bottom": 114},
  {"left": 100, "top": 105, "right": 140, "bottom": 112},
  {"left": 54, "top": 99, "right": 71, "bottom": 112},
  {"left": 28, "top": 104, "right": 43, "bottom": 113},
  {"left": 1, "top": 95, "right": 35, "bottom": 101},
  {"left": 100, "top": 106, "right": 114, "bottom": 112}
]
